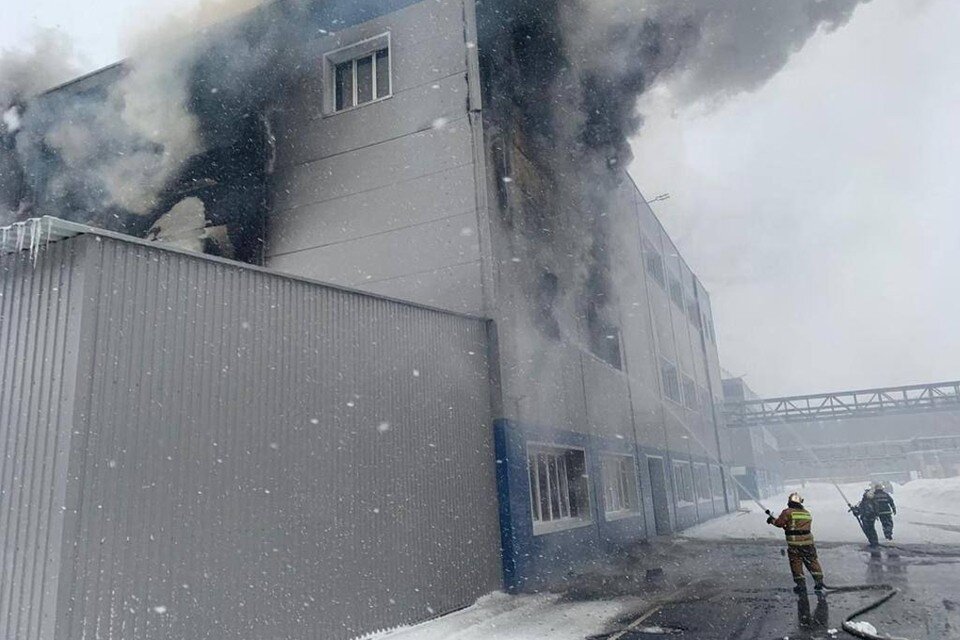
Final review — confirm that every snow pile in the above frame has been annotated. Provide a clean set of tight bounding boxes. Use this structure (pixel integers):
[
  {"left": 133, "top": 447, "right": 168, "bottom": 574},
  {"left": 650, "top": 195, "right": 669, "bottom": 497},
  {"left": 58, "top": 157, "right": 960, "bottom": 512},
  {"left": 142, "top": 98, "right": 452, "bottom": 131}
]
[
  {"left": 844, "top": 620, "right": 878, "bottom": 634},
  {"left": 683, "top": 480, "right": 960, "bottom": 544},
  {"left": 366, "top": 592, "right": 644, "bottom": 640},
  {"left": 897, "top": 477, "right": 960, "bottom": 516}
]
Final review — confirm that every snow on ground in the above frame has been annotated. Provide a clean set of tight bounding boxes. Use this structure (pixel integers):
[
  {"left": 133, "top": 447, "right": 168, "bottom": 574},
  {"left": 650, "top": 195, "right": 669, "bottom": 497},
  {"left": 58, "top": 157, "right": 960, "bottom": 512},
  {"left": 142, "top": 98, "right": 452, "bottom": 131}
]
[
  {"left": 683, "top": 479, "right": 960, "bottom": 545},
  {"left": 365, "top": 592, "right": 644, "bottom": 640}
]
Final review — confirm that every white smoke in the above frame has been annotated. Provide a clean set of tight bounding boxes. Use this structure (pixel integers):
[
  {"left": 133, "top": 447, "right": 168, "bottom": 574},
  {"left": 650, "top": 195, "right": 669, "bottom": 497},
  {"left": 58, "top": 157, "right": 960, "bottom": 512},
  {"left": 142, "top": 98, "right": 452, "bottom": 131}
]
[{"left": 0, "top": 29, "right": 81, "bottom": 108}]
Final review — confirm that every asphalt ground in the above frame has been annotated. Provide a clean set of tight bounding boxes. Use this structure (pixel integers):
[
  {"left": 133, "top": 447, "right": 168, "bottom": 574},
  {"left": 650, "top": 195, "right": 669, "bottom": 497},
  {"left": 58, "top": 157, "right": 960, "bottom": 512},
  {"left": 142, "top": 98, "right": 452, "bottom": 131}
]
[{"left": 572, "top": 539, "right": 960, "bottom": 640}]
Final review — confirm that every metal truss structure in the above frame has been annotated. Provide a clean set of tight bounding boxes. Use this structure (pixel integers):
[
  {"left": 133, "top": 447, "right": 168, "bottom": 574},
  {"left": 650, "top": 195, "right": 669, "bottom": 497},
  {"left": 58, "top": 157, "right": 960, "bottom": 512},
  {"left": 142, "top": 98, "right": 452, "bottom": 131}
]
[{"left": 725, "top": 380, "right": 960, "bottom": 428}]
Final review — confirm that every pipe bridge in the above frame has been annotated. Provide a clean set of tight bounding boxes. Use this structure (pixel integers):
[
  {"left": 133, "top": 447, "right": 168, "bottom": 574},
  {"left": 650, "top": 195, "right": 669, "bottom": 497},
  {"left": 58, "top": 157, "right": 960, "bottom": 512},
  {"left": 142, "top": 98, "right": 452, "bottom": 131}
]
[{"left": 725, "top": 380, "right": 960, "bottom": 428}]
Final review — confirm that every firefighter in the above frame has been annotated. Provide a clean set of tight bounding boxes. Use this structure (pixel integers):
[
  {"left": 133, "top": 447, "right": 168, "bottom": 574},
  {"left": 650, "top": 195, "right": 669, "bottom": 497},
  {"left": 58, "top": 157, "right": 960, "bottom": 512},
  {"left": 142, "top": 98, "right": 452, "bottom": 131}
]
[
  {"left": 852, "top": 488, "right": 880, "bottom": 547},
  {"left": 872, "top": 482, "right": 897, "bottom": 540},
  {"left": 767, "top": 492, "right": 825, "bottom": 593}
]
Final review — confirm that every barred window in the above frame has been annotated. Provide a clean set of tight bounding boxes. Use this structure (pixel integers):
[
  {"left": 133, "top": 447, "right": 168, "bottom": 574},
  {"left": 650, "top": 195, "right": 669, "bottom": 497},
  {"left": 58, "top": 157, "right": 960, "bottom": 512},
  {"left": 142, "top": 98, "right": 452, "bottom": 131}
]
[
  {"left": 600, "top": 455, "right": 639, "bottom": 518},
  {"left": 673, "top": 462, "right": 695, "bottom": 504},
  {"left": 711, "top": 466, "right": 725, "bottom": 498},
  {"left": 527, "top": 445, "right": 592, "bottom": 534},
  {"left": 694, "top": 464, "right": 712, "bottom": 501}
]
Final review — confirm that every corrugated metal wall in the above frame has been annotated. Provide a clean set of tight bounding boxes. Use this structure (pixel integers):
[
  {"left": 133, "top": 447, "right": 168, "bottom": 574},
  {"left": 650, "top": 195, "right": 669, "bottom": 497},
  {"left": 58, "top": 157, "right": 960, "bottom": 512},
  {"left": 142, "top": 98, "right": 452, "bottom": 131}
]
[
  {"left": 3, "top": 234, "right": 502, "bottom": 640},
  {"left": 0, "top": 242, "right": 86, "bottom": 640}
]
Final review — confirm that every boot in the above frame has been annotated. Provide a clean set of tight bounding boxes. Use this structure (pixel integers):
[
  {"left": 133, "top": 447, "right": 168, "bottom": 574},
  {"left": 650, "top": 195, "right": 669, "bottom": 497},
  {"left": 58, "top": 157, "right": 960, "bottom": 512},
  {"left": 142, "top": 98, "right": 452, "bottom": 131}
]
[
  {"left": 813, "top": 580, "right": 825, "bottom": 592},
  {"left": 793, "top": 580, "right": 806, "bottom": 594}
]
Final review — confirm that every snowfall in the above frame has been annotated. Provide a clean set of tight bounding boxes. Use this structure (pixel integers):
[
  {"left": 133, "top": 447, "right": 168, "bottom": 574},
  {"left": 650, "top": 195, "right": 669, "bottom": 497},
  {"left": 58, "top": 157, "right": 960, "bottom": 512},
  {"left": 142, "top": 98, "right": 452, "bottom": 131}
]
[{"left": 368, "top": 479, "right": 960, "bottom": 639}]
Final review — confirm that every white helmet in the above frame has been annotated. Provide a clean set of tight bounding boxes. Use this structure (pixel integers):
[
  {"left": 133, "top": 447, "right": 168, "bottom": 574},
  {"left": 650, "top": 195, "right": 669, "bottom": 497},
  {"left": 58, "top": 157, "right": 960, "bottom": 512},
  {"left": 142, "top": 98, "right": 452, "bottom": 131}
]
[{"left": 788, "top": 492, "right": 804, "bottom": 505}]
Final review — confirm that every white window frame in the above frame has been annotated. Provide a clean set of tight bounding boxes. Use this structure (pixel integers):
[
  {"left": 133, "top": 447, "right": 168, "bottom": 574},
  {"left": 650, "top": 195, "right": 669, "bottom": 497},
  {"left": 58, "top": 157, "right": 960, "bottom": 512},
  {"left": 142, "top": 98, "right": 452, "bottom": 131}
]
[
  {"left": 527, "top": 442, "right": 593, "bottom": 535},
  {"left": 673, "top": 461, "right": 695, "bottom": 506},
  {"left": 660, "top": 358, "right": 682, "bottom": 405},
  {"left": 641, "top": 235, "right": 665, "bottom": 288},
  {"left": 323, "top": 32, "right": 393, "bottom": 115},
  {"left": 600, "top": 454, "right": 641, "bottom": 521},
  {"left": 694, "top": 463, "right": 712, "bottom": 503},
  {"left": 710, "top": 465, "right": 725, "bottom": 498}
]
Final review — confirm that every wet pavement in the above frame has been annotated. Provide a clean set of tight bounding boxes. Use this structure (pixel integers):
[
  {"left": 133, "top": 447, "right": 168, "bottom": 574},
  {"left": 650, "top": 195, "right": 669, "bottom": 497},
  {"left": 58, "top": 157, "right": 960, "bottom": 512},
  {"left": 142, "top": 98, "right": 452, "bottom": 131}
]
[{"left": 576, "top": 539, "right": 960, "bottom": 640}]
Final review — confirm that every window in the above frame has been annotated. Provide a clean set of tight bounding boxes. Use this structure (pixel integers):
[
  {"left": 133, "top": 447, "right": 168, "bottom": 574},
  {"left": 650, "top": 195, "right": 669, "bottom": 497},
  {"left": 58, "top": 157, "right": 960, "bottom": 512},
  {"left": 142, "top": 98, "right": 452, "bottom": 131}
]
[
  {"left": 673, "top": 462, "right": 695, "bottom": 504},
  {"left": 681, "top": 374, "right": 697, "bottom": 410},
  {"left": 668, "top": 275, "right": 684, "bottom": 309},
  {"left": 660, "top": 358, "right": 681, "bottom": 404},
  {"left": 324, "top": 34, "right": 392, "bottom": 114},
  {"left": 711, "top": 466, "right": 725, "bottom": 498},
  {"left": 585, "top": 285, "right": 623, "bottom": 370},
  {"left": 600, "top": 455, "right": 639, "bottom": 519},
  {"left": 527, "top": 444, "right": 592, "bottom": 534},
  {"left": 535, "top": 272, "right": 561, "bottom": 340},
  {"left": 699, "top": 386, "right": 712, "bottom": 415},
  {"left": 695, "top": 464, "right": 711, "bottom": 502},
  {"left": 642, "top": 236, "right": 665, "bottom": 287},
  {"left": 686, "top": 297, "right": 700, "bottom": 328}
]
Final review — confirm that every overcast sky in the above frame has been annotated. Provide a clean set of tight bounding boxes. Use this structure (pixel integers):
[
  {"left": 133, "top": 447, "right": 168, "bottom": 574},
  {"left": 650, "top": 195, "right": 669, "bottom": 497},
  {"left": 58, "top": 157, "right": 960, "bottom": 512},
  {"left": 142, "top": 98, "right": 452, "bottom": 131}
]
[
  {"left": 630, "top": 0, "right": 959, "bottom": 396},
  {"left": 3, "top": 0, "right": 957, "bottom": 397}
]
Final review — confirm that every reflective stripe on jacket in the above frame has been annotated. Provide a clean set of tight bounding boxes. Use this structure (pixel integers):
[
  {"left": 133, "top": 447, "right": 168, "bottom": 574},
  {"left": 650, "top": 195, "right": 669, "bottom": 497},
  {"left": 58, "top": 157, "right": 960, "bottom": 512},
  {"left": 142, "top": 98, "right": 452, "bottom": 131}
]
[
  {"left": 773, "top": 507, "right": 815, "bottom": 546},
  {"left": 874, "top": 491, "right": 895, "bottom": 515}
]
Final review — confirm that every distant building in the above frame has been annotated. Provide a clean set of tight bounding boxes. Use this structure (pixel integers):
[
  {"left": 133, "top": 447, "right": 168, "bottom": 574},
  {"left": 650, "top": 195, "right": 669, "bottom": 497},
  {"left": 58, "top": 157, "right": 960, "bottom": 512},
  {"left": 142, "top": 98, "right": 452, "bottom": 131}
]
[
  {"left": 0, "top": 0, "right": 735, "bottom": 638},
  {"left": 723, "top": 380, "right": 960, "bottom": 485},
  {"left": 721, "top": 376, "right": 783, "bottom": 499}
]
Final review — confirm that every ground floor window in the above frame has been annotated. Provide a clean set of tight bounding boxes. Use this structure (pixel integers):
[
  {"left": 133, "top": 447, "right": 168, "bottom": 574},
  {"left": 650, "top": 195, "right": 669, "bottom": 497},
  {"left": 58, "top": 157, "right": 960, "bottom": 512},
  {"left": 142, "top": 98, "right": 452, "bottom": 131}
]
[
  {"left": 527, "top": 444, "right": 592, "bottom": 534},
  {"left": 600, "top": 454, "right": 640, "bottom": 519},
  {"left": 710, "top": 465, "right": 724, "bottom": 498},
  {"left": 673, "top": 461, "right": 695, "bottom": 505},
  {"left": 694, "top": 464, "right": 712, "bottom": 502}
]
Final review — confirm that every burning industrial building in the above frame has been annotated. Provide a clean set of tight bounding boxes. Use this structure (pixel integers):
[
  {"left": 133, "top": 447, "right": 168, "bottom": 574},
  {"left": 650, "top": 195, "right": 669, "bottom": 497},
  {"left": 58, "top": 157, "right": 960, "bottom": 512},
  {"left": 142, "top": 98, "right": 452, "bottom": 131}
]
[{"left": 0, "top": 0, "right": 871, "bottom": 638}]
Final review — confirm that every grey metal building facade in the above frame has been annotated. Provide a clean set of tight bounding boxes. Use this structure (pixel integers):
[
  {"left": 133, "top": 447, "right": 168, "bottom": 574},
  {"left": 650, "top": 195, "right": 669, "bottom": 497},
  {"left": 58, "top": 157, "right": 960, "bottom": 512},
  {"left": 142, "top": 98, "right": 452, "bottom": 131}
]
[{"left": 1, "top": 226, "right": 500, "bottom": 640}]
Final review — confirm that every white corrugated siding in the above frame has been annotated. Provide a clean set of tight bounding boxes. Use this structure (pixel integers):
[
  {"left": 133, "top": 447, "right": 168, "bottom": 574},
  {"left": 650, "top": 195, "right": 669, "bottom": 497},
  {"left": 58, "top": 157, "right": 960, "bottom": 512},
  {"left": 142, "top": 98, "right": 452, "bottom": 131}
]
[
  {"left": 0, "top": 241, "right": 85, "bottom": 640},
  {"left": 3, "top": 234, "right": 501, "bottom": 640}
]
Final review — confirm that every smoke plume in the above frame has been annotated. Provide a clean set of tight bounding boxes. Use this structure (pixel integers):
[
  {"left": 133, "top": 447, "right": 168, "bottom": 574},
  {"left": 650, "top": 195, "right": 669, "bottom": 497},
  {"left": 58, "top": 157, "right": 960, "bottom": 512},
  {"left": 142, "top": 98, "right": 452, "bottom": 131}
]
[
  {"left": 0, "top": 0, "right": 314, "bottom": 253},
  {"left": 477, "top": 0, "right": 869, "bottom": 353},
  {"left": 1, "top": 0, "right": 869, "bottom": 260}
]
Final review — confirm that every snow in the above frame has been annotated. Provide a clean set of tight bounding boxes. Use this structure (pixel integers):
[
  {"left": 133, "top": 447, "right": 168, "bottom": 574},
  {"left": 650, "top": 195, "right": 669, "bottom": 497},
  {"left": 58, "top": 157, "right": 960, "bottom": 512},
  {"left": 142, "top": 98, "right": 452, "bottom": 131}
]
[
  {"left": 845, "top": 620, "right": 878, "bottom": 634},
  {"left": 683, "top": 479, "right": 960, "bottom": 544},
  {"left": 365, "top": 592, "right": 644, "bottom": 640}
]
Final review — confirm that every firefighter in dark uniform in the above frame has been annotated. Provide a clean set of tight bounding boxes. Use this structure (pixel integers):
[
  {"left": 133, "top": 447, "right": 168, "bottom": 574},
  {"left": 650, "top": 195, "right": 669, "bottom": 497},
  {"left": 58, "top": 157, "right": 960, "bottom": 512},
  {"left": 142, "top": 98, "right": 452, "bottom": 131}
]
[
  {"left": 872, "top": 482, "right": 897, "bottom": 540},
  {"left": 767, "top": 492, "right": 825, "bottom": 593},
  {"left": 852, "top": 488, "right": 880, "bottom": 547}
]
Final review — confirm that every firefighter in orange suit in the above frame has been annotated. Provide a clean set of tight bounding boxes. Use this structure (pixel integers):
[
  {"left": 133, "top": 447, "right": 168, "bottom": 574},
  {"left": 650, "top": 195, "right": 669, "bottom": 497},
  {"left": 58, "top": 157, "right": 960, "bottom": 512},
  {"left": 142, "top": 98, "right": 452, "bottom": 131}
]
[{"left": 766, "top": 492, "right": 825, "bottom": 594}]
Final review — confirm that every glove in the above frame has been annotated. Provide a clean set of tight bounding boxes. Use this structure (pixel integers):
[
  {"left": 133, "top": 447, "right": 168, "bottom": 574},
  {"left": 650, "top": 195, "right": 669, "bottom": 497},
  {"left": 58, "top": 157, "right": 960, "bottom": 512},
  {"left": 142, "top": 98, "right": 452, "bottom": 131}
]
[
  {"left": 766, "top": 516, "right": 775, "bottom": 525},
  {"left": 851, "top": 507, "right": 860, "bottom": 517}
]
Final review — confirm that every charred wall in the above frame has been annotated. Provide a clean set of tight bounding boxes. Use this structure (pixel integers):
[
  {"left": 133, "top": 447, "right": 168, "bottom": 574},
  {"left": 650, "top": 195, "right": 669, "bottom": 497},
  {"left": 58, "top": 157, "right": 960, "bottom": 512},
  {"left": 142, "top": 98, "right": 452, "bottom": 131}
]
[{"left": 1, "top": 62, "right": 272, "bottom": 264}]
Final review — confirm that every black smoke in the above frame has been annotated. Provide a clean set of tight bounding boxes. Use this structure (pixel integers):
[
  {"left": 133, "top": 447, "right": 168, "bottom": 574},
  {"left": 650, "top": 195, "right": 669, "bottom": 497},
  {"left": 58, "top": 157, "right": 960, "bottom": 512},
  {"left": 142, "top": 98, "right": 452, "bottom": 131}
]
[{"left": 477, "top": 0, "right": 868, "bottom": 358}]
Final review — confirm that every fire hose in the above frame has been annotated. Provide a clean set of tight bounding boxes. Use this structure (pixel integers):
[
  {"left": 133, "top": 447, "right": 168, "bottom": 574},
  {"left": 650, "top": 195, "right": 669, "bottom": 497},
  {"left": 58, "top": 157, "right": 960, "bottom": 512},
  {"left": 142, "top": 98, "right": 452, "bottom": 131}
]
[{"left": 818, "top": 583, "right": 907, "bottom": 640}]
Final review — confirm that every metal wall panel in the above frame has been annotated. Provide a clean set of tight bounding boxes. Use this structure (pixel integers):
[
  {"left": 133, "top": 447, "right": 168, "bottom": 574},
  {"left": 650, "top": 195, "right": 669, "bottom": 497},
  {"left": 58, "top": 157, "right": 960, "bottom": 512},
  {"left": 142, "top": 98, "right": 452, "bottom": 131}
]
[
  {"left": 0, "top": 242, "right": 86, "bottom": 640},
  {"left": 6, "top": 234, "right": 500, "bottom": 640}
]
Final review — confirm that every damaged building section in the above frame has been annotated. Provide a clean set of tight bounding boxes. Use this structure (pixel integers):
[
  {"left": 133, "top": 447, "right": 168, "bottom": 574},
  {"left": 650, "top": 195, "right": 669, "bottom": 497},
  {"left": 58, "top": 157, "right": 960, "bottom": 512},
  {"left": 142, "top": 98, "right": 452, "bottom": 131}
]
[{"left": 0, "top": 60, "right": 274, "bottom": 262}]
